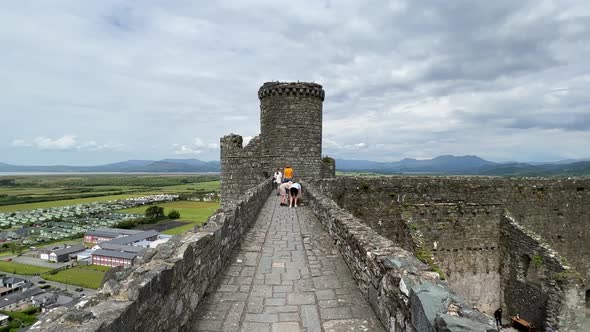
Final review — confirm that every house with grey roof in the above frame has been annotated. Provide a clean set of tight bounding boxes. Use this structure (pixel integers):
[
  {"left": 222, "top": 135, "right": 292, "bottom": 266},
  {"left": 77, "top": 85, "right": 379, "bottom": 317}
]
[
  {"left": 49, "top": 244, "right": 85, "bottom": 262},
  {"left": 106, "top": 230, "right": 159, "bottom": 246},
  {"left": 1, "top": 277, "right": 26, "bottom": 289},
  {"left": 0, "top": 287, "right": 44, "bottom": 311},
  {"left": 83, "top": 227, "right": 143, "bottom": 244}
]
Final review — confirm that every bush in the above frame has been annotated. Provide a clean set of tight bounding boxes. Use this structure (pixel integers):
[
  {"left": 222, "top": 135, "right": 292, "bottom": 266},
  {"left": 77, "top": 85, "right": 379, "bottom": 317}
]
[
  {"left": 168, "top": 210, "right": 181, "bottom": 219},
  {"left": 145, "top": 206, "right": 165, "bottom": 219}
]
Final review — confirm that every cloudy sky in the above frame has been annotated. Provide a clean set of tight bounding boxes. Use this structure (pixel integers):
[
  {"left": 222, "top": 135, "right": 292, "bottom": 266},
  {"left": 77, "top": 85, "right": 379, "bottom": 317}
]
[{"left": 2, "top": 0, "right": 589, "bottom": 165}]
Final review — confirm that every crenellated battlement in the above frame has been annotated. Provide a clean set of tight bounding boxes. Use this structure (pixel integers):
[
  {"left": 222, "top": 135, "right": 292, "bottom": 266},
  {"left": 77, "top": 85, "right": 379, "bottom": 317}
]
[
  {"left": 258, "top": 82, "right": 325, "bottom": 101},
  {"left": 220, "top": 134, "right": 244, "bottom": 150},
  {"left": 220, "top": 134, "right": 261, "bottom": 152}
]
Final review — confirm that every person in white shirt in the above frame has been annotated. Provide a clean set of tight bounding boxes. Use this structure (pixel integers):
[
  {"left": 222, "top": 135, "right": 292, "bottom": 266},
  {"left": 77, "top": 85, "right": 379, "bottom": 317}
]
[
  {"left": 289, "top": 182, "right": 302, "bottom": 208},
  {"left": 273, "top": 169, "right": 282, "bottom": 196}
]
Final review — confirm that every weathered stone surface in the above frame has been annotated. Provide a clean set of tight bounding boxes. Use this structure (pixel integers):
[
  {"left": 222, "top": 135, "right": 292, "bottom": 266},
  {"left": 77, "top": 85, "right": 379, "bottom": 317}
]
[{"left": 62, "top": 309, "right": 95, "bottom": 324}]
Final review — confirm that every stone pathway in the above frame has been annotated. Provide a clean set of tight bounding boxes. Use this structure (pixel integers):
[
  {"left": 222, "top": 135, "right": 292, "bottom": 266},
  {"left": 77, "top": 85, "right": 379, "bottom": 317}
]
[{"left": 193, "top": 194, "right": 384, "bottom": 332}]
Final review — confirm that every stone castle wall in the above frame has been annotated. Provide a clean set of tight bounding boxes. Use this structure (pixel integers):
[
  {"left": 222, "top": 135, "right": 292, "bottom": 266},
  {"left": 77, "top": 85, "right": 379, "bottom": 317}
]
[
  {"left": 306, "top": 176, "right": 590, "bottom": 329},
  {"left": 301, "top": 180, "right": 498, "bottom": 331},
  {"left": 31, "top": 179, "right": 274, "bottom": 332},
  {"left": 402, "top": 203, "right": 504, "bottom": 314}
]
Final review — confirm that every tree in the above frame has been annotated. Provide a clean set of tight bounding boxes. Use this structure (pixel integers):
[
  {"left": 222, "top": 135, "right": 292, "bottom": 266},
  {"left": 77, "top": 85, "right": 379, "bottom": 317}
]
[
  {"left": 168, "top": 209, "right": 181, "bottom": 219},
  {"left": 145, "top": 206, "right": 165, "bottom": 219}
]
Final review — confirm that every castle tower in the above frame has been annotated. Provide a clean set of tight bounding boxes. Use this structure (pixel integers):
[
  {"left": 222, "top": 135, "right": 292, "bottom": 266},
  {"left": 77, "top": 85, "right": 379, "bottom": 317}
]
[{"left": 258, "top": 82, "right": 325, "bottom": 179}]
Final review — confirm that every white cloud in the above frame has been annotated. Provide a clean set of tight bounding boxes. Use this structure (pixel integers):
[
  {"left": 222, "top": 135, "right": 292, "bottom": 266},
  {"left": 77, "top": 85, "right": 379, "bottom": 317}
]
[
  {"left": 32, "top": 135, "right": 77, "bottom": 150},
  {"left": 10, "top": 135, "right": 122, "bottom": 151},
  {"left": 193, "top": 137, "right": 219, "bottom": 149},
  {"left": 173, "top": 145, "right": 201, "bottom": 155}
]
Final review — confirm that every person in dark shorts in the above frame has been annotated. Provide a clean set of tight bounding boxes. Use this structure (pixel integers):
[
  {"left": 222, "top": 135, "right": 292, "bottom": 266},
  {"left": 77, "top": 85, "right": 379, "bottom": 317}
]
[
  {"left": 289, "top": 182, "right": 302, "bottom": 208},
  {"left": 493, "top": 308, "right": 502, "bottom": 329}
]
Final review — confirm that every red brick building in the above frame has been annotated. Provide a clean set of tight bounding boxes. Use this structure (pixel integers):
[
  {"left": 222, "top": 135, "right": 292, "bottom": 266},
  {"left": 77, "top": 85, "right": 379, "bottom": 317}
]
[{"left": 91, "top": 249, "right": 136, "bottom": 268}]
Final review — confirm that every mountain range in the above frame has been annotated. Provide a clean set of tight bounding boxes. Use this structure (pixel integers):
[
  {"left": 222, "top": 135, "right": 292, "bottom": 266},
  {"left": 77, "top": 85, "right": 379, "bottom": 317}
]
[
  {"left": 1, "top": 156, "right": 589, "bottom": 176},
  {"left": 336, "top": 155, "right": 590, "bottom": 176},
  {"left": 0, "top": 159, "right": 220, "bottom": 173}
]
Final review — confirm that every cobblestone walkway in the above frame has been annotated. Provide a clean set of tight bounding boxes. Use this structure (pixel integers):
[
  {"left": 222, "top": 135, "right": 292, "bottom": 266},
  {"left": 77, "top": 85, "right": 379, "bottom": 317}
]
[{"left": 193, "top": 194, "right": 384, "bottom": 332}]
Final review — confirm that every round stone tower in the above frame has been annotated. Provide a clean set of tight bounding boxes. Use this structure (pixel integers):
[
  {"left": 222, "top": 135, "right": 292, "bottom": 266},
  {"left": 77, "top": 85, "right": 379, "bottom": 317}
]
[{"left": 258, "top": 82, "right": 325, "bottom": 179}]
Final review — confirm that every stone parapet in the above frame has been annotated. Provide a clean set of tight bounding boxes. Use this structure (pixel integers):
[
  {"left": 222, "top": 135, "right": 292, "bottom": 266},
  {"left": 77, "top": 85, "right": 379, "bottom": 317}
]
[
  {"left": 301, "top": 180, "right": 497, "bottom": 331},
  {"left": 320, "top": 156, "right": 336, "bottom": 178},
  {"left": 30, "top": 178, "right": 273, "bottom": 332},
  {"left": 220, "top": 134, "right": 266, "bottom": 208},
  {"left": 258, "top": 82, "right": 325, "bottom": 101}
]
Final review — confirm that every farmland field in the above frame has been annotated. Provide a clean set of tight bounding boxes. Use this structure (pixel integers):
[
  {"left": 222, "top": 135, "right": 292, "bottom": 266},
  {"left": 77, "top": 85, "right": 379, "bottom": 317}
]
[{"left": 0, "top": 174, "right": 220, "bottom": 212}]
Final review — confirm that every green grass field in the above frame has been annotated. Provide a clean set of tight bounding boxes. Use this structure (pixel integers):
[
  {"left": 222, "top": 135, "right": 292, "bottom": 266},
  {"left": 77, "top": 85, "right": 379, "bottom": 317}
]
[
  {"left": 0, "top": 261, "right": 52, "bottom": 275},
  {"left": 118, "top": 200, "right": 219, "bottom": 235},
  {"left": 44, "top": 265, "right": 110, "bottom": 289},
  {"left": 0, "top": 180, "right": 220, "bottom": 213},
  {"left": 0, "top": 175, "right": 220, "bottom": 211}
]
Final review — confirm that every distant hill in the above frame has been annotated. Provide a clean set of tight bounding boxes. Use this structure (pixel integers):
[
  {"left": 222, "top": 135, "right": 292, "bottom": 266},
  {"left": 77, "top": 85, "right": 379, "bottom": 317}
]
[
  {"left": 0, "top": 159, "right": 221, "bottom": 173},
  {"left": 336, "top": 155, "right": 590, "bottom": 176},
  {"left": 336, "top": 155, "right": 495, "bottom": 173}
]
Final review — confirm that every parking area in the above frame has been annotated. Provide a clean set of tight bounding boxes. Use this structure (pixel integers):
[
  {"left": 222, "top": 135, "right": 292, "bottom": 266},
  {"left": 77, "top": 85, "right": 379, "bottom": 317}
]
[{"left": 12, "top": 256, "right": 69, "bottom": 269}]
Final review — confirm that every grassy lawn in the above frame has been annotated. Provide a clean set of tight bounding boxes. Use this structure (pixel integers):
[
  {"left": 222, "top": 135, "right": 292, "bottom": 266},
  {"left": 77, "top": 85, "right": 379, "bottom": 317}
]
[
  {"left": 0, "top": 261, "right": 52, "bottom": 275},
  {"left": 44, "top": 265, "right": 110, "bottom": 289},
  {"left": 118, "top": 200, "right": 219, "bottom": 235}
]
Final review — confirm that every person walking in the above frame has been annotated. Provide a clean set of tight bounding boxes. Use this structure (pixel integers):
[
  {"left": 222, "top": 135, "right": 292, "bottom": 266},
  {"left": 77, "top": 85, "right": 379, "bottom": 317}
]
[
  {"left": 273, "top": 169, "right": 282, "bottom": 196},
  {"left": 283, "top": 165, "right": 293, "bottom": 183},
  {"left": 289, "top": 182, "right": 302, "bottom": 208},
  {"left": 493, "top": 308, "right": 502, "bottom": 330}
]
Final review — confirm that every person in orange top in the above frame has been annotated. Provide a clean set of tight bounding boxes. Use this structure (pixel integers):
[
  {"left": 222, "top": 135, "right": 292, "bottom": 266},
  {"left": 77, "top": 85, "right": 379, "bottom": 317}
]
[{"left": 283, "top": 165, "right": 293, "bottom": 182}]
